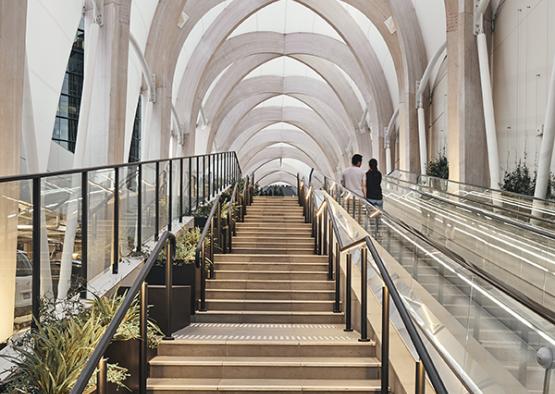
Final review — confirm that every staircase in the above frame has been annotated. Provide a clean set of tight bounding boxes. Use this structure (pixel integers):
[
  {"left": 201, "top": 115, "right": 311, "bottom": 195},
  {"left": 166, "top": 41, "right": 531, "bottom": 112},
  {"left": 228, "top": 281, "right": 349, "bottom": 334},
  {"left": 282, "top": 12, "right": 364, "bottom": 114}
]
[{"left": 148, "top": 196, "right": 381, "bottom": 393}]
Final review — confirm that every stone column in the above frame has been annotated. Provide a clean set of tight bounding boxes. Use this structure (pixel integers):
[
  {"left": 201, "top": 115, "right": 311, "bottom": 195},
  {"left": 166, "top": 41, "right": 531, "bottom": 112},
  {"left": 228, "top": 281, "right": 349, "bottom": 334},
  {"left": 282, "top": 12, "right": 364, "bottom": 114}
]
[
  {"left": 446, "top": 0, "right": 489, "bottom": 185},
  {"left": 0, "top": 0, "right": 26, "bottom": 342}
]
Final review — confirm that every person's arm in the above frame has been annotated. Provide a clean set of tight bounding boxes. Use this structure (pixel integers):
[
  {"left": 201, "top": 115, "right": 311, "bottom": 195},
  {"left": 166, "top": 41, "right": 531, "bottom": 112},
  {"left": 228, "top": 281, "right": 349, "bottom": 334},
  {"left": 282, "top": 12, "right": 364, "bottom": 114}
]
[{"left": 361, "top": 172, "right": 366, "bottom": 198}]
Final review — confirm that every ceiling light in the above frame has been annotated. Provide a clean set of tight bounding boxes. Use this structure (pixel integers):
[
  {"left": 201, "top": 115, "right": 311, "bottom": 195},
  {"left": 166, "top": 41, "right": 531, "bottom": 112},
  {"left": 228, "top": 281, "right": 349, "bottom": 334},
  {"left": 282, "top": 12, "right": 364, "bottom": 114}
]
[
  {"left": 384, "top": 16, "right": 396, "bottom": 34},
  {"left": 178, "top": 11, "right": 189, "bottom": 29}
]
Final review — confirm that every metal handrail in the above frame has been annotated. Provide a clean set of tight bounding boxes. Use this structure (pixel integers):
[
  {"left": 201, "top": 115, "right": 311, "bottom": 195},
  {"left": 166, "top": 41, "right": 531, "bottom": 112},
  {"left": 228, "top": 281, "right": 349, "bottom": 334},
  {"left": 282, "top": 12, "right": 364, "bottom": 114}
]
[
  {"left": 386, "top": 175, "right": 555, "bottom": 232},
  {"left": 71, "top": 231, "right": 177, "bottom": 394},
  {"left": 299, "top": 178, "right": 448, "bottom": 394},
  {"left": 333, "top": 177, "right": 555, "bottom": 326},
  {"left": 417, "top": 173, "right": 555, "bottom": 205}
]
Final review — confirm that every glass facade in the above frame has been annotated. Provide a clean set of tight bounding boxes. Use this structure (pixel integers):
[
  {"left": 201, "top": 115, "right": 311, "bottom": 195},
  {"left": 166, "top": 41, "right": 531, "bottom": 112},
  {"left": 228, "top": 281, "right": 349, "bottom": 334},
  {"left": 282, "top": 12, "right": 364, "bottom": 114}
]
[{"left": 52, "top": 20, "right": 84, "bottom": 152}]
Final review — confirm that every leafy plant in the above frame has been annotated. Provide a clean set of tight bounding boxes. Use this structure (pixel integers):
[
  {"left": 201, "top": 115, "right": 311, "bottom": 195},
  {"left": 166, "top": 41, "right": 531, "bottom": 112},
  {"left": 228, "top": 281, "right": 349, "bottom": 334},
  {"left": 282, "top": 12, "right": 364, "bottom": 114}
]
[
  {"left": 3, "top": 297, "right": 130, "bottom": 393},
  {"left": 194, "top": 202, "right": 213, "bottom": 218},
  {"left": 89, "top": 294, "right": 163, "bottom": 349},
  {"left": 175, "top": 227, "right": 202, "bottom": 262},
  {"left": 427, "top": 150, "right": 449, "bottom": 180},
  {"left": 502, "top": 160, "right": 533, "bottom": 195}
]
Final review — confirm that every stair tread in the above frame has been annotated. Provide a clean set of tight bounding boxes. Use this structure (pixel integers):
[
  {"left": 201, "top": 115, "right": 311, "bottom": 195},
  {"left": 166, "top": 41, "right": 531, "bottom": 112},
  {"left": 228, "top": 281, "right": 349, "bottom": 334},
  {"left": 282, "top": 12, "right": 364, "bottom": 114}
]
[
  {"left": 206, "top": 299, "right": 335, "bottom": 304},
  {"left": 206, "top": 289, "right": 334, "bottom": 293},
  {"left": 148, "top": 378, "right": 381, "bottom": 390},
  {"left": 197, "top": 310, "right": 343, "bottom": 316},
  {"left": 214, "top": 270, "right": 327, "bottom": 274},
  {"left": 150, "top": 356, "right": 379, "bottom": 367},
  {"left": 207, "top": 279, "right": 331, "bottom": 283}
]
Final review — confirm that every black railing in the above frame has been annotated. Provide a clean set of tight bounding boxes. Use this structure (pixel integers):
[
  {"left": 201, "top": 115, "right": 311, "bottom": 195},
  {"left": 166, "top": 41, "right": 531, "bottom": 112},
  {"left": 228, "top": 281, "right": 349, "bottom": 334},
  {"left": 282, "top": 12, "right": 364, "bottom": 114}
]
[
  {"left": 298, "top": 175, "right": 448, "bottom": 394},
  {"left": 0, "top": 151, "right": 241, "bottom": 329},
  {"left": 71, "top": 231, "right": 177, "bottom": 394}
]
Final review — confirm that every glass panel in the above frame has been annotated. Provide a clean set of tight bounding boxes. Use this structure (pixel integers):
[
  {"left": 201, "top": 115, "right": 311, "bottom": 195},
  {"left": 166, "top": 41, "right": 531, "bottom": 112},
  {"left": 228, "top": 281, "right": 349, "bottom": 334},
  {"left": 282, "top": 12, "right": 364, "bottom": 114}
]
[
  {"left": 159, "top": 161, "right": 169, "bottom": 232},
  {"left": 171, "top": 159, "right": 181, "bottom": 222},
  {"left": 141, "top": 163, "right": 156, "bottom": 244},
  {"left": 87, "top": 169, "right": 114, "bottom": 281},
  {"left": 183, "top": 158, "right": 191, "bottom": 215},
  {"left": 191, "top": 156, "right": 198, "bottom": 209},
  {"left": 41, "top": 173, "right": 82, "bottom": 301},
  {"left": 0, "top": 180, "right": 33, "bottom": 337},
  {"left": 120, "top": 165, "right": 139, "bottom": 257}
]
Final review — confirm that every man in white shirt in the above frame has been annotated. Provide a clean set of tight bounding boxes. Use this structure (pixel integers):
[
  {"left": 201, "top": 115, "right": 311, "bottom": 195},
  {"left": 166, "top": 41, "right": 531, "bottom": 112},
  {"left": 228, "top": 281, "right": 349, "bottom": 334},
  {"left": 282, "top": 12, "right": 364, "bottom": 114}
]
[{"left": 341, "top": 154, "right": 366, "bottom": 197}]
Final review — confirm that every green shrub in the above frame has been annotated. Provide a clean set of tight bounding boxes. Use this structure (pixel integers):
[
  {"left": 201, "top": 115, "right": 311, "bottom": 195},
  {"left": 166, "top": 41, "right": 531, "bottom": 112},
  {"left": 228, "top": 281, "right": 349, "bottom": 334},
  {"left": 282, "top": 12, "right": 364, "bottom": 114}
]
[{"left": 427, "top": 150, "right": 449, "bottom": 179}]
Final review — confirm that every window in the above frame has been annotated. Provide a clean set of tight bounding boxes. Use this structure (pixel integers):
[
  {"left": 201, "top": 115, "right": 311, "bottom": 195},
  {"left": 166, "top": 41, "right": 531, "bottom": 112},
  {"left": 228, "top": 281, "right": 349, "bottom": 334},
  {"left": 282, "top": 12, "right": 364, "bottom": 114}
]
[
  {"left": 128, "top": 98, "right": 141, "bottom": 162},
  {"left": 52, "top": 19, "right": 84, "bottom": 152}
]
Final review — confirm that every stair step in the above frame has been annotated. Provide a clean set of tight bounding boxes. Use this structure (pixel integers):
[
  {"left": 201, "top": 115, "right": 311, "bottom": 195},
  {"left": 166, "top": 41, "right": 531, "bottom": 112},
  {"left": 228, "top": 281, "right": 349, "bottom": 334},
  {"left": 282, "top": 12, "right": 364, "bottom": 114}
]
[
  {"left": 205, "top": 299, "right": 336, "bottom": 312},
  {"left": 244, "top": 218, "right": 306, "bottom": 224},
  {"left": 215, "top": 254, "right": 327, "bottom": 263},
  {"left": 195, "top": 311, "right": 344, "bottom": 324},
  {"left": 205, "top": 289, "right": 334, "bottom": 300},
  {"left": 233, "top": 236, "right": 313, "bottom": 243},
  {"left": 149, "top": 356, "right": 379, "bottom": 380},
  {"left": 232, "top": 247, "right": 316, "bottom": 255},
  {"left": 214, "top": 262, "right": 328, "bottom": 272},
  {"left": 237, "top": 223, "right": 311, "bottom": 229},
  {"left": 206, "top": 279, "right": 334, "bottom": 291},
  {"left": 147, "top": 378, "right": 381, "bottom": 393},
  {"left": 214, "top": 270, "right": 329, "bottom": 281},
  {"left": 233, "top": 241, "right": 314, "bottom": 249}
]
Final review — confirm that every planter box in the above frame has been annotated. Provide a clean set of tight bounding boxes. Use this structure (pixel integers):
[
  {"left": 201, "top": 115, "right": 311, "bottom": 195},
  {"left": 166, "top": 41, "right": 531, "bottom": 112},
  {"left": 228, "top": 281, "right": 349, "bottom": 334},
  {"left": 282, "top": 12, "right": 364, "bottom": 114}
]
[
  {"left": 103, "top": 338, "right": 156, "bottom": 393},
  {"left": 148, "top": 285, "right": 191, "bottom": 334},
  {"left": 194, "top": 216, "right": 208, "bottom": 229},
  {"left": 146, "top": 263, "right": 196, "bottom": 314}
]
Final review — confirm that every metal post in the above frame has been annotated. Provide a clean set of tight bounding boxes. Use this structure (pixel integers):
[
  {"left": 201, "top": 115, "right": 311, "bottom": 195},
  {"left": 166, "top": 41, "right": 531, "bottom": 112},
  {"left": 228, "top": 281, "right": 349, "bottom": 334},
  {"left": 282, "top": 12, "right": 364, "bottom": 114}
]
[
  {"left": 382, "top": 286, "right": 390, "bottom": 393},
  {"left": 137, "top": 164, "right": 142, "bottom": 249},
  {"left": 188, "top": 157, "right": 192, "bottom": 215},
  {"left": 97, "top": 357, "right": 108, "bottom": 394},
  {"left": 179, "top": 158, "right": 183, "bottom": 222},
  {"left": 31, "top": 177, "right": 41, "bottom": 329},
  {"left": 328, "top": 220, "right": 334, "bottom": 280},
  {"left": 415, "top": 360, "right": 425, "bottom": 394},
  {"left": 164, "top": 241, "right": 174, "bottom": 340},
  {"left": 333, "top": 243, "right": 341, "bottom": 313},
  {"left": 314, "top": 212, "right": 319, "bottom": 253},
  {"left": 80, "top": 172, "right": 88, "bottom": 298},
  {"left": 323, "top": 208, "right": 328, "bottom": 257},
  {"left": 359, "top": 247, "right": 370, "bottom": 342},
  {"left": 168, "top": 161, "right": 173, "bottom": 231},
  {"left": 139, "top": 281, "right": 148, "bottom": 393},
  {"left": 195, "top": 156, "right": 200, "bottom": 209},
  {"left": 210, "top": 217, "right": 215, "bottom": 278},
  {"left": 113, "top": 168, "right": 120, "bottom": 274},
  {"left": 344, "top": 253, "right": 352, "bottom": 332},
  {"left": 208, "top": 154, "right": 211, "bottom": 198},
  {"left": 199, "top": 242, "right": 207, "bottom": 311},
  {"left": 202, "top": 155, "right": 206, "bottom": 203},
  {"left": 155, "top": 162, "right": 160, "bottom": 241}
]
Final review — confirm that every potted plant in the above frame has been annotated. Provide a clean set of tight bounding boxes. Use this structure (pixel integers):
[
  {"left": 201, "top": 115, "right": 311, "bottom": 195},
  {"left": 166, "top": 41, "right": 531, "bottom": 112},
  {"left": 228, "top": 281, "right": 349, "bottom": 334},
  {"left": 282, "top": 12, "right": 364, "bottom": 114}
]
[
  {"left": 426, "top": 150, "right": 449, "bottom": 191},
  {"left": 91, "top": 294, "right": 163, "bottom": 392},
  {"left": 2, "top": 295, "right": 134, "bottom": 393},
  {"left": 193, "top": 202, "right": 213, "bottom": 228}
]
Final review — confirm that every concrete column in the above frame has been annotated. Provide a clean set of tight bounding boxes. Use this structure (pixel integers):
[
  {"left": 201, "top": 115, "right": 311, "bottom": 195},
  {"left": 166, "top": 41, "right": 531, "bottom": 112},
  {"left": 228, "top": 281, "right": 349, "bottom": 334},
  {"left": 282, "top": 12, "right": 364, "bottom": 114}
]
[
  {"left": 446, "top": 0, "right": 489, "bottom": 185},
  {"left": 0, "top": 0, "right": 26, "bottom": 342}
]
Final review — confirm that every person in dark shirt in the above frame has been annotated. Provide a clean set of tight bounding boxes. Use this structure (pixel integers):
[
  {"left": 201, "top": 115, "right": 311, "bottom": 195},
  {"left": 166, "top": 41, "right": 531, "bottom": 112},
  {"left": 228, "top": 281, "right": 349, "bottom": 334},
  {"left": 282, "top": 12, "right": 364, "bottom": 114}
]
[{"left": 365, "top": 158, "right": 383, "bottom": 208}]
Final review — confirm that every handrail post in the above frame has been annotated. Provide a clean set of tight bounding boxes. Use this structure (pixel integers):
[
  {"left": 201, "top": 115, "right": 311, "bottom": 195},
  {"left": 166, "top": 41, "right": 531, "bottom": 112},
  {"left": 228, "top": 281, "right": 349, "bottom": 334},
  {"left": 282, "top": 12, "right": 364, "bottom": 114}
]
[
  {"left": 81, "top": 171, "right": 88, "bottom": 298},
  {"left": 168, "top": 160, "right": 173, "bottom": 231},
  {"left": 200, "top": 242, "right": 207, "bottom": 311},
  {"left": 155, "top": 162, "right": 160, "bottom": 241},
  {"left": 227, "top": 203, "right": 232, "bottom": 253},
  {"left": 97, "top": 357, "right": 108, "bottom": 394},
  {"left": 137, "top": 164, "right": 142, "bottom": 250},
  {"left": 164, "top": 240, "right": 174, "bottom": 340},
  {"left": 359, "top": 247, "right": 370, "bottom": 342},
  {"left": 208, "top": 154, "right": 211, "bottom": 199},
  {"left": 344, "top": 253, "right": 353, "bottom": 332},
  {"left": 139, "top": 280, "right": 148, "bottom": 394},
  {"left": 195, "top": 156, "right": 200, "bottom": 210},
  {"left": 188, "top": 157, "right": 192, "bottom": 215},
  {"left": 202, "top": 155, "right": 206, "bottom": 203},
  {"left": 314, "top": 211, "right": 319, "bottom": 253},
  {"left": 333, "top": 243, "right": 341, "bottom": 313},
  {"left": 210, "top": 217, "right": 215, "bottom": 279},
  {"left": 415, "top": 360, "right": 425, "bottom": 394},
  {"left": 323, "top": 208, "right": 328, "bottom": 257},
  {"left": 382, "top": 286, "right": 390, "bottom": 393},
  {"left": 31, "top": 177, "right": 41, "bottom": 329},
  {"left": 113, "top": 167, "right": 120, "bottom": 273},
  {"left": 328, "top": 219, "right": 334, "bottom": 280},
  {"left": 179, "top": 158, "right": 183, "bottom": 222}
]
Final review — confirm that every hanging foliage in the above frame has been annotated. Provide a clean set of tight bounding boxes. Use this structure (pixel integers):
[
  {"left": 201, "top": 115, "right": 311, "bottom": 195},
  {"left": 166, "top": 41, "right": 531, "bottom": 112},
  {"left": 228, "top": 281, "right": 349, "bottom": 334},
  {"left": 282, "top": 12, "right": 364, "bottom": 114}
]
[{"left": 427, "top": 150, "right": 449, "bottom": 180}]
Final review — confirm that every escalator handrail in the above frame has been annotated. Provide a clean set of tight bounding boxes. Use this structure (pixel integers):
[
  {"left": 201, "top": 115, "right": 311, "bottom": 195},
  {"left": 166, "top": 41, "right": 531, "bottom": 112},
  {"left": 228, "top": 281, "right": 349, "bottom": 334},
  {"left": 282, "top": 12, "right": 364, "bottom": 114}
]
[
  {"left": 329, "top": 178, "right": 555, "bottom": 326},
  {"left": 418, "top": 173, "right": 555, "bottom": 205},
  {"left": 314, "top": 186, "right": 448, "bottom": 394},
  {"left": 385, "top": 176, "right": 555, "bottom": 234}
]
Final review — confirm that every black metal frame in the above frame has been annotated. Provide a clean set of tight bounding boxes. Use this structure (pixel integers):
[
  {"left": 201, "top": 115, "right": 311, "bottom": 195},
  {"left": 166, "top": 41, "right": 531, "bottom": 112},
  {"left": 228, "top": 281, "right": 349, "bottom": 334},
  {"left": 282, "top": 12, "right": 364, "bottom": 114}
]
[
  {"left": 0, "top": 152, "right": 242, "bottom": 330},
  {"left": 299, "top": 176, "right": 448, "bottom": 394}
]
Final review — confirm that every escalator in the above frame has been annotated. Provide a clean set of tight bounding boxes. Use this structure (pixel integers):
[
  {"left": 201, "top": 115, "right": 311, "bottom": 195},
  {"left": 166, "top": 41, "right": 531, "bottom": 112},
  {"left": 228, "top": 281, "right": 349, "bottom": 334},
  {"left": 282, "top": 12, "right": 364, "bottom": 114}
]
[{"left": 321, "top": 180, "right": 555, "bottom": 394}]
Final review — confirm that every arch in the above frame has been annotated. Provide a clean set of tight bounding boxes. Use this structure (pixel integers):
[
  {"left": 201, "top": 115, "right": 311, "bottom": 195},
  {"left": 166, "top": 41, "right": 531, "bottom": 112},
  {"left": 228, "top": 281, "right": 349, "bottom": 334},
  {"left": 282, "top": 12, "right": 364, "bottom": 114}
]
[
  {"left": 251, "top": 159, "right": 311, "bottom": 181},
  {"left": 243, "top": 146, "right": 326, "bottom": 176},
  {"left": 221, "top": 107, "right": 348, "bottom": 167},
  {"left": 237, "top": 128, "right": 334, "bottom": 175},
  {"left": 257, "top": 170, "right": 299, "bottom": 188},
  {"left": 173, "top": 1, "right": 393, "bottom": 138}
]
